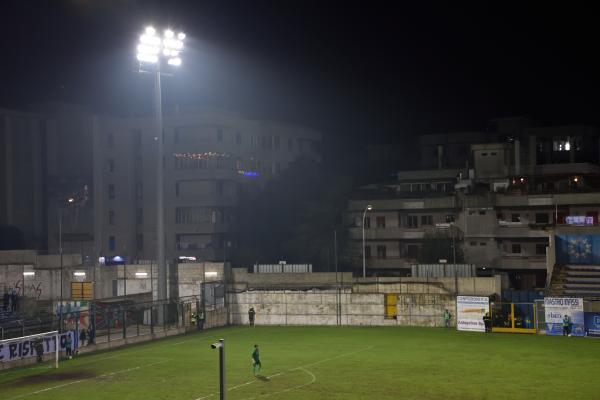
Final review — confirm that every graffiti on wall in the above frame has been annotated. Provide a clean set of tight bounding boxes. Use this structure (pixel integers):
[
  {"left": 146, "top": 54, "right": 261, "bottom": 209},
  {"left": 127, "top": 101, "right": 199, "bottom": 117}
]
[{"left": 12, "top": 281, "right": 43, "bottom": 300}]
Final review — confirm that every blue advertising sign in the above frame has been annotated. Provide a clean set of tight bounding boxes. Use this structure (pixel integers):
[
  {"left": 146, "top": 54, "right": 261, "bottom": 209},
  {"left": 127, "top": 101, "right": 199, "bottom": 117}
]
[{"left": 584, "top": 312, "right": 600, "bottom": 337}]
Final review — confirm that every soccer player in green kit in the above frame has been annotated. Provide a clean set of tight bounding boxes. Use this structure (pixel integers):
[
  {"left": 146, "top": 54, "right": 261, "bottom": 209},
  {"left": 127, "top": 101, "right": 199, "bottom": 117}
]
[{"left": 252, "top": 344, "right": 261, "bottom": 376}]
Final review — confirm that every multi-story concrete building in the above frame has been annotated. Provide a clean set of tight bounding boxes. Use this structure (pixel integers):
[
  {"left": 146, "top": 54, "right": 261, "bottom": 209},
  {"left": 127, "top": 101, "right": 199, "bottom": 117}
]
[
  {"left": 1, "top": 104, "right": 321, "bottom": 266},
  {"left": 348, "top": 119, "right": 600, "bottom": 289}
]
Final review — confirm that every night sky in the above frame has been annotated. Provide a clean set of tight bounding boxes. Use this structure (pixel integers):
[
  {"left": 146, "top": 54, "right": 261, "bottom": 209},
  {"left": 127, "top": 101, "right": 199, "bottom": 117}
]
[{"left": 1, "top": 1, "right": 598, "bottom": 146}]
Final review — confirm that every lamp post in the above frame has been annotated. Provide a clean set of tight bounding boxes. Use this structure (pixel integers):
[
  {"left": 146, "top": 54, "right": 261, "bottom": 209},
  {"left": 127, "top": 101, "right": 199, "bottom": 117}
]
[
  {"left": 58, "top": 197, "right": 74, "bottom": 332},
  {"left": 435, "top": 222, "right": 458, "bottom": 294},
  {"left": 210, "top": 339, "right": 226, "bottom": 400},
  {"left": 136, "top": 26, "right": 185, "bottom": 317},
  {"left": 362, "top": 204, "right": 373, "bottom": 278}
]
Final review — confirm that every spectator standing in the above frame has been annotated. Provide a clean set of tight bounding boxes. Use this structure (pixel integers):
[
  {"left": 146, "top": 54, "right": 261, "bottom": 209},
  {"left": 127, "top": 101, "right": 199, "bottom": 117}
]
[
  {"left": 2, "top": 290, "right": 8, "bottom": 311},
  {"left": 443, "top": 309, "right": 451, "bottom": 328},
  {"left": 248, "top": 307, "right": 256, "bottom": 327},
  {"left": 80, "top": 328, "right": 87, "bottom": 346},
  {"left": 65, "top": 333, "right": 73, "bottom": 359}
]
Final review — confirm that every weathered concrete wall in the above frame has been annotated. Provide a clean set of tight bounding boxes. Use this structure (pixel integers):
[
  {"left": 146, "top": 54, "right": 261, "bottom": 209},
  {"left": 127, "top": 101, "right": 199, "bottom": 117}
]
[{"left": 229, "top": 276, "right": 500, "bottom": 328}]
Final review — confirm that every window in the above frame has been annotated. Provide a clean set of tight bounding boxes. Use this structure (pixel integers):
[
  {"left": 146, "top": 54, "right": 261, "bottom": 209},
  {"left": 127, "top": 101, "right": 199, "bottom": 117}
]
[
  {"left": 365, "top": 245, "right": 371, "bottom": 259},
  {"left": 288, "top": 138, "right": 294, "bottom": 151},
  {"left": 552, "top": 136, "right": 571, "bottom": 152},
  {"left": 108, "top": 236, "right": 116, "bottom": 251},
  {"left": 480, "top": 242, "right": 487, "bottom": 246},
  {"left": 535, "top": 213, "right": 549, "bottom": 224},
  {"left": 137, "top": 234, "right": 144, "bottom": 250},
  {"left": 406, "top": 215, "right": 418, "bottom": 228},
  {"left": 364, "top": 217, "right": 371, "bottom": 229},
  {"left": 174, "top": 155, "right": 208, "bottom": 170},
  {"left": 482, "top": 152, "right": 488, "bottom": 156},
  {"left": 491, "top": 152, "right": 497, "bottom": 156},
  {"left": 478, "top": 210, "right": 486, "bottom": 215},
  {"left": 445, "top": 215, "right": 455, "bottom": 223},
  {"left": 217, "top": 129, "right": 223, "bottom": 142},
  {"left": 377, "top": 245, "right": 387, "bottom": 259},
  {"left": 108, "top": 158, "right": 115, "bottom": 173},
  {"left": 108, "top": 184, "right": 115, "bottom": 200},
  {"left": 108, "top": 210, "right": 115, "bottom": 225},
  {"left": 136, "top": 208, "right": 143, "bottom": 225},
  {"left": 511, "top": 244, "right": 521, "bottom": 254},
  {"left": 497, "top": 212, "right": 505, "bottom": 220},
  {"left": 511, "top": 213, "right": 520, "bottom": 223},
  {"left": 470, "top": 241, "right": 477, "bottom": 246},
  {"left": 136, "top": 182, "right": 143, "bottom": 200},
  {"left": 274, "top": 136, "right": 280, "bottom": 149},
  {"left": 376, "top": 216, "right": 386, "bottom": 228},
  {"left": 107, "top": 132, "right": 114, "bottom": 148},
  {"left": 421, "top": 215, "right": 433, "bottom": 226},
  {"left": 536, "top": 244, "right": 546, "bottom": 255},
  {"left": 236, "top": 132, "right": 242, "bottom": 145},
  {"left": 216, "top": 181, "right": 223, "bottom": 196},
  {"left": 406, "top": 245, "right": 419, "bottom": 258}
]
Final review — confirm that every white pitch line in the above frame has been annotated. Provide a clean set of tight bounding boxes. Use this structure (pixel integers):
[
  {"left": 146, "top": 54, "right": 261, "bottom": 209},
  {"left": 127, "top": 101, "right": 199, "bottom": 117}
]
[
  {"left": 191, "top": 345, "right": 373, "bottom": 400},
  {"left": 6, "top": 359, "right": 171, "bottom": 400}
]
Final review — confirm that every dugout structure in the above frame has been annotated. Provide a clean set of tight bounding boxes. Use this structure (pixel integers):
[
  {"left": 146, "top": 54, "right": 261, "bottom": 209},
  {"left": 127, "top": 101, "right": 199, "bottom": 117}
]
[{"left": 490, "top": 302, "right": 537, "bottom": 334}]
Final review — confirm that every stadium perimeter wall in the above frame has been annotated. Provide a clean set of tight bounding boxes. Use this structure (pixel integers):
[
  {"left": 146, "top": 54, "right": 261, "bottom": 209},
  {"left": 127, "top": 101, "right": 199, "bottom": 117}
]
[{"left": 228, "top": 273, "right": 501, "bottom": 327}]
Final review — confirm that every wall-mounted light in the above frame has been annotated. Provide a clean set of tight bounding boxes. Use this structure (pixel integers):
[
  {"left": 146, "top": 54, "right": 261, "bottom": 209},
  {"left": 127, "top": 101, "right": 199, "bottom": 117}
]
[
  {"left": 73, "top": 272, "right": 86, "bottom": 277},
  {"left": 135, "top": 272, "right": 148, "bottom": 278},
  {"left": 23, "top": 271, "right": 35, "bottom": 277},
  {"left": 205, "top": 271, "right": 218, "bottom": 277}
]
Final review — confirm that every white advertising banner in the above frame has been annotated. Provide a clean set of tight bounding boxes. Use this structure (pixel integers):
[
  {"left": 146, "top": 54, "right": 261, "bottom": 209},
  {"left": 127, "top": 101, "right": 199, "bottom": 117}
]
[
  {"left": 544, "top": 297, "right": 585, "bottom": 336},
  {"left": 456, "top": 296, "right": 489, "bottom": 332},
  {"left": 0, "top": 332, "right": 74, "bottom": 363}
]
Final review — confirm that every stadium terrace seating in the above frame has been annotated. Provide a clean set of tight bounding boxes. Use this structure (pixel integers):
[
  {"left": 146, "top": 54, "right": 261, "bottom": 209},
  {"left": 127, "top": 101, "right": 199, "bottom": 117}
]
[{"left": 548, "top": 264, "right": 600, "bottom": 299}]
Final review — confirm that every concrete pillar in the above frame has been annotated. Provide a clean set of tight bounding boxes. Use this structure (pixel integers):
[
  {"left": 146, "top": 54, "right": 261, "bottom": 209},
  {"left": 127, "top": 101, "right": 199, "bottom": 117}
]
[
  {"left": 514, "top": 140, "right": 521, "bottom": 175},
  {"left": 528, "top": 135, "right": 536, "bottom": 169},
  {"left": 4, "top": 116, "right": 13, "bottom": 224}
]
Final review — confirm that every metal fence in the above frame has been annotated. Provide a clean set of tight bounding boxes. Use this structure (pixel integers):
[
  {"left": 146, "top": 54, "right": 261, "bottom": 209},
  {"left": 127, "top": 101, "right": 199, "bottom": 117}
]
[{"left": 0, "top": 295, "right": 228, "bottom": 342}]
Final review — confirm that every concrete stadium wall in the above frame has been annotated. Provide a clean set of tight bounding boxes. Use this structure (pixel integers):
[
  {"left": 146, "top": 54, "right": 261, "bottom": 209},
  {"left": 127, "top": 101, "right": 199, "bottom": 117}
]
[{"left": 229, "top": 290, "right": 456, "bottom": 327}]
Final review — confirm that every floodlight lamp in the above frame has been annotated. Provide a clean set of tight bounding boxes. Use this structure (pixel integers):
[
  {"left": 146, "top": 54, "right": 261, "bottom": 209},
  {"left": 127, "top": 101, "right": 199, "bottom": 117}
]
[
  {"left": 168, "top": 57, "right": 182, "bottom": 66},
  {"left": 178, "top": 32, "right": 186, "bottom": 40},
  {"left": 138, "top": 44, "right": 160, "bottom": 55},
  {"left": 145, "top": 26, "right": 156, "bottom": 36},
  {"left": 137, "top": 53, "right": 158, "bottom": 63},
  {"left": 165, "top": 29, "right": 174, "bottom": 38},
  {"left": 67, "top": 197, "right": 75, "bottom": 203}
]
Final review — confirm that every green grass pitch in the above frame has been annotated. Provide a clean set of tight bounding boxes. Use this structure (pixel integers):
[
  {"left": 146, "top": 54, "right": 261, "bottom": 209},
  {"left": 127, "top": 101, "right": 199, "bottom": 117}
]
[{"left": 1, "top": 326, "right": 599, "bottom": 400}]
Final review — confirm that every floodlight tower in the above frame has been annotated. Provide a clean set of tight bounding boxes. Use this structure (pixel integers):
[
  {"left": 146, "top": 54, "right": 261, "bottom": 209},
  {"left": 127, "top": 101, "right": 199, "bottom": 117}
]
[{"left": 136, "top": 27, "right": 185, "bottom": 316}]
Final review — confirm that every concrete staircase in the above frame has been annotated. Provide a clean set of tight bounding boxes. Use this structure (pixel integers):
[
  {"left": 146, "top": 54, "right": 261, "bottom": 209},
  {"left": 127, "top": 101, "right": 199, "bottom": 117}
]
[{"left": 548, "top": 264, "right": 600, "bottom": 299}]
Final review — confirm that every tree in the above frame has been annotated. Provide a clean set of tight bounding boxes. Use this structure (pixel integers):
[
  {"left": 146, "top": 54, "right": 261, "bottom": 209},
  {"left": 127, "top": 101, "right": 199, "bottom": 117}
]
[
  {"left": 0, "top": 225, "right": 26, "bottom": 250},
  {"left": 417, "top": 231, "right": 464, "bottom": 264},
  {"left": 232, "top": 157, "right": 353, "bottom": 271}
]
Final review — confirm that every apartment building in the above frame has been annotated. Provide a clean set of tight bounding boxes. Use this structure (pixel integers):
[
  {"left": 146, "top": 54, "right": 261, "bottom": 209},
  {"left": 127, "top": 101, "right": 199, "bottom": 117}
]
[
  {"left": 348, "top": 119, "right": 600, "bottom": 289},
  {"left": 1, "top": 104, "right": 321, "bottom": 265}
]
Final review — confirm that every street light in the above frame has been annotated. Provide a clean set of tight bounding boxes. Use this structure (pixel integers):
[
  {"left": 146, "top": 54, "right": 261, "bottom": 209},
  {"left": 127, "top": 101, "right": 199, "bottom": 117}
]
[
  {"left": 210, "top": 339, "right": 226, "bottom": 400},
  {"left": 136, "top": 26, "right": 185, "bottom": 316},
  {"left": 435, "top": 223, "right": 458, "bottom": 294},
  {"left": 362, "top": 204, "right": 373, "bottom": 278},
  {"left": 58, "top": 196, "right": 74, "bottom": 332}
]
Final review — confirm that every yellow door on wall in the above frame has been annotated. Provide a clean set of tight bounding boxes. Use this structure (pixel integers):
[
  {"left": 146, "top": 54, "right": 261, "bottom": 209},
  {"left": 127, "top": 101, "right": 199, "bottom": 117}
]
[
  {"left": 385, "top": 294, "right": 397, "bottom": 319},
  {"left": 71, "top": 282, "right": 93, "bottom": 300}
]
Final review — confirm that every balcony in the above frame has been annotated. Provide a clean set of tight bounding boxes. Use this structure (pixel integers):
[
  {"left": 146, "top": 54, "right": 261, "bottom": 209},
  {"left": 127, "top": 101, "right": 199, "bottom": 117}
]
[
  {"left": 348, "top": 227, "right": 427, "bottom": 240},
  {"left": 493, "top": 255, "right": 546, "bottom": 270},
  {"left": 171, "top": 222, "right": 231, "bottom": 234},
  {"left": 494, "top": 223, "right": 551, "bottom": 238}
]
